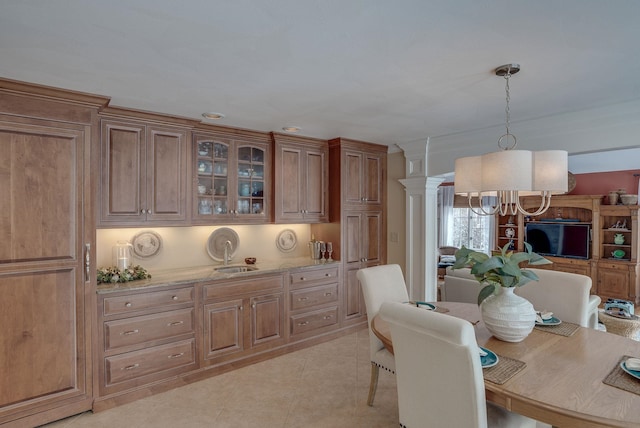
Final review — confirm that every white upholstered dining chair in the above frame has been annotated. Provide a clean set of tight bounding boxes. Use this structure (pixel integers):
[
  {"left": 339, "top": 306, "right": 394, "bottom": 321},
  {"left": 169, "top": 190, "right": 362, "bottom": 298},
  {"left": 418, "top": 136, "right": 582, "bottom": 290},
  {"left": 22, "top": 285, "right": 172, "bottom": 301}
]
[
  {"left": 379, "top": 301, "right": 537, "bottom": 428},
  {"left": 357, "top": 264, "right": 409, "bottom": 406},
  {"left": 514, "top": 269, "right": 600, "bottom": 328}
]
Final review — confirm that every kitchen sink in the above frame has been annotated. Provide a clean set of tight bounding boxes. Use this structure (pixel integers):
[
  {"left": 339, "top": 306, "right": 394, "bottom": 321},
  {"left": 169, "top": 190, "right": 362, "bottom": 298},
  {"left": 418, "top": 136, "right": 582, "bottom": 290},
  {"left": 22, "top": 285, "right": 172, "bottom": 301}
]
[{"left": 214, "top": 265, "right": 259, "bottom": 274}]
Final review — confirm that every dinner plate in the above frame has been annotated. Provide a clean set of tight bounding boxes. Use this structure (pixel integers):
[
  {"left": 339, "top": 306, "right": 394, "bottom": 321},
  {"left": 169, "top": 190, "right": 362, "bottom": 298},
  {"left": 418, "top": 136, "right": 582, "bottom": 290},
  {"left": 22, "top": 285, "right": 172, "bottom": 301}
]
[
  {"left": 620, "top": 361, "right": 640, "bottom": 381},
  {"left": 480, "top": 347, "right": 498, "bottom": 368},
  {"left": 535, "top": 316, "right": 562, "bottom": 326},
  {"left": 414, "top": 301, "right": 436, "bottom": 310}
]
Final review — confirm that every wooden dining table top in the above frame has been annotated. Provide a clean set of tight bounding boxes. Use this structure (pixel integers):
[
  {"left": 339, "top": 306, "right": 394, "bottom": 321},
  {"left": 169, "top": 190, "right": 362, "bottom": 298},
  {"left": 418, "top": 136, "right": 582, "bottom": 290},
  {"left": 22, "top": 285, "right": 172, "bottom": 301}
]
[{"left": 371, "top": 301, "right": 640, "bottom": 428}]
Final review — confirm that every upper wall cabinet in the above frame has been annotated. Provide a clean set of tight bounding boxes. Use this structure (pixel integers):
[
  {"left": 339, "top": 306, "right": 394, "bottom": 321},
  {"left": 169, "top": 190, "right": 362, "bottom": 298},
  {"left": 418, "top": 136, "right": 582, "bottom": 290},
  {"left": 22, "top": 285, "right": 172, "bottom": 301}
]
[
  {"left": 342, "top": 147, "right": 384, "bottom": 208},
  {"left": 192, "top": 128, "right": 271, "bottom": 224},
  {"left": 99, "top": 111, "right": 190, "bottom": 226},
  {"left": 272, "top": 133, "right": 329, "bottom": 223}
]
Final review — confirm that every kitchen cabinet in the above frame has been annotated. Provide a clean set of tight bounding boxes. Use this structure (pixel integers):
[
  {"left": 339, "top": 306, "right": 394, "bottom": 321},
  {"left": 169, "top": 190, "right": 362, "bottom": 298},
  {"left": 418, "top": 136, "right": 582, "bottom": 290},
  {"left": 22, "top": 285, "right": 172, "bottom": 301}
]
[
  {"left": 288, "top": 264, "right": 340, "bottom": 339},
  {"left": 312, "top": 137, "right": 387, "bottom": 327},
  {"left": 343, "top": 148, "right": 384, "bottom": 208},
  {"left": 0, "top": 79, "right": 108, "bottom": 427},
  {"left": 95, "top": 285, "right": 197, "bottom": 399},
  {"left": 272, "top": 133, "right": 329, "bottom": 223},
  {"left": 202, "top": 273, "right": 285, "bottom": 365},
  {"left": 193, "top": 128, "right": 271, "bottom": 224},
  {"left": 99, "top": 110, "right": 190, "bottom": 226}
]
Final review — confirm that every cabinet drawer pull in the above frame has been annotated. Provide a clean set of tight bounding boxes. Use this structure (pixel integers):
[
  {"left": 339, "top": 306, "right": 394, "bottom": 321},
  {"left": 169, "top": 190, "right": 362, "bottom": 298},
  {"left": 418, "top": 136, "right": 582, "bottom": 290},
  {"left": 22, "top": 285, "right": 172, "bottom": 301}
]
[
  {"left": 324, "top": 292, "right": 332, "bottom": 296},
  {"left": 167, "top": 321, "right": 184, "bottom": 326},
  {"left": 123, "top": 364, "right": 139, "bottom": 370},
  {"left": 298, "top": 321, "right": 310, "bottom": 326},
  {"left": 323, "top": 315, "right": 332, "bottom": 320},
  {"left": 297, "top": 297, "right": 309, "bottom": 301},
  {"left": 124, "top": 302, "right": 133, "bottom": 308},
  {"left": 171, "top": 295, "right": 179, "bottom": 301},
  {"left": 122, "top": 329, "right": 139, "bottom": 336},
  {"left": 168, "top": 352, "right": 185, "bottom": 359}
]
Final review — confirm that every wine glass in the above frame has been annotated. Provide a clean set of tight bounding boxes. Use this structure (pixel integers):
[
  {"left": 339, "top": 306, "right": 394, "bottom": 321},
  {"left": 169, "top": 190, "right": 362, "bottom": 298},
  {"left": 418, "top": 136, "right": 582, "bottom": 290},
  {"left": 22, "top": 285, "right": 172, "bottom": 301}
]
[
  {"left": 326, "top": 242, "right": 333, "bottom": 261},
  {"left": 320, "top": 242, "right": 326, "bottom": 261}
]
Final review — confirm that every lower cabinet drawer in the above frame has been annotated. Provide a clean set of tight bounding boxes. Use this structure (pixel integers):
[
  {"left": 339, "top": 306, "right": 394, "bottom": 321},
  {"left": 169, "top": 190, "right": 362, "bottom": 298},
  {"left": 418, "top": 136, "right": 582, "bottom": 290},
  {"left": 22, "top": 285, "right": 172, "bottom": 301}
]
[
  {"left": 105, "top": 339, "right": 196, "bottom": 385},
  {"left": 104, "top": 308, "right": 195, "bottom": 351},
  {"left": 290, "top": 307, "right": 338, "bottom": 335},
  {"left": 290, "top": 283, "right": 338, "bottom": 311}
]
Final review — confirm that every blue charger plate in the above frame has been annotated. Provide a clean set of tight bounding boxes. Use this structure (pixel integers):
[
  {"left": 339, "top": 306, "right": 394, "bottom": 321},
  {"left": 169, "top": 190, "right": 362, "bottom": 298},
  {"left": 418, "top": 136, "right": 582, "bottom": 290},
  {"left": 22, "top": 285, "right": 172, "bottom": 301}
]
[
  {"left": 621, "top": 362, "right": 640, "bottom": 381},
  {"left": 535, "top": 316, "right": 562, "bottom": 326},
  {"left": 480, "top": 347, "right": 498, "bottom": 368}
]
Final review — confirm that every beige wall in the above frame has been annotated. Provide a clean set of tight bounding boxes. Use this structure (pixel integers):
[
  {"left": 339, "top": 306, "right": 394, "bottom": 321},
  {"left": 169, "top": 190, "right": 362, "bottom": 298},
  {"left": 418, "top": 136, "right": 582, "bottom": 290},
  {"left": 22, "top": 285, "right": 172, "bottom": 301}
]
[{"left": 386, "top": 151, "right": 406, "bottom": 273}]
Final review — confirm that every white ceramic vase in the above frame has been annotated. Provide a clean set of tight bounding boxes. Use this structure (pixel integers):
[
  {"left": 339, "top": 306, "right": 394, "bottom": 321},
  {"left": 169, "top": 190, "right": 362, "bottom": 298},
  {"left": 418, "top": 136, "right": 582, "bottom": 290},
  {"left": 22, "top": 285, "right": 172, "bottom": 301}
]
[{"left": 480, "top": 286, "right": 536, "bottom": 342}]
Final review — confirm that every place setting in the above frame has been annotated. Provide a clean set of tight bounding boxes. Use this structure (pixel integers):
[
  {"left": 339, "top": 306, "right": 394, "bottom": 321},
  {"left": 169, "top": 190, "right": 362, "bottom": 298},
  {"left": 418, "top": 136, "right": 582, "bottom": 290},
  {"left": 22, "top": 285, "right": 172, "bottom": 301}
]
[
  {"left": 404, "top": 301, "right": 450, "bottom": 313},
  {"left": 533, "top": 310, "right": 580, "bottom": 336},
  {"left": 478, "top": 345, "right": 527, "bottom": 385},
  {"left": 604, "top": 355, "right": 640, "bottom": 395}
]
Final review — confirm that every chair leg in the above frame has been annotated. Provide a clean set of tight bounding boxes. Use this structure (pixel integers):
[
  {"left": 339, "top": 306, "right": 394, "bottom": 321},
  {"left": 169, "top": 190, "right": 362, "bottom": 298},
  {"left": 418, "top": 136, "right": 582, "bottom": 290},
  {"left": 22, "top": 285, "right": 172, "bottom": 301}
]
[{"left": 367, "top": 362, "right": 380, "bottom": 406}]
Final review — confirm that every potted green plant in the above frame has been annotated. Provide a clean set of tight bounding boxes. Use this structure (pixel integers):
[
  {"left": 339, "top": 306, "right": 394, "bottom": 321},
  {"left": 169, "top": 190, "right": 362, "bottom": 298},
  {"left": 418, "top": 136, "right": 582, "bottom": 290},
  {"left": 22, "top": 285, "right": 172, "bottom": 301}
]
[{"left": 452, "top": 242, "right": 551, "bottom": 342}]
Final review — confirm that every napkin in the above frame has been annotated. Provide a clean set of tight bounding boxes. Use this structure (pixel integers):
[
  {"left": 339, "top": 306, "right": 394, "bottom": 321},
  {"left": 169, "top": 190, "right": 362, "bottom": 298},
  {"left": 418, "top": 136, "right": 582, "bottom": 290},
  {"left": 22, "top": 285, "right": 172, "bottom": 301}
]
[
  {"left": 536, "top": 311, "right": 553, "bottom": 323},
  {"left": 478, "top": 347, "right": 488, "bottom": 357},
  {"left": 626, "top": 357, "right": 640, "bottom": 371}
]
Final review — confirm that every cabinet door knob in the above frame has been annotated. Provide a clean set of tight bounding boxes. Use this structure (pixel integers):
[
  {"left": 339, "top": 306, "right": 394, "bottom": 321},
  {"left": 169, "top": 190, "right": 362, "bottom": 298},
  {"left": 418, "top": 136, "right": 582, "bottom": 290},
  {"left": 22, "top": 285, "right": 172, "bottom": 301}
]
[
  {"left": 124, "top": 302, "right": 132, "bottom": 307},
  {"left": 171, "top": 295, "right": 178, "bottom": 301},
  {"left": 325, "top": 273, "right": 331, "bottom": 277}
]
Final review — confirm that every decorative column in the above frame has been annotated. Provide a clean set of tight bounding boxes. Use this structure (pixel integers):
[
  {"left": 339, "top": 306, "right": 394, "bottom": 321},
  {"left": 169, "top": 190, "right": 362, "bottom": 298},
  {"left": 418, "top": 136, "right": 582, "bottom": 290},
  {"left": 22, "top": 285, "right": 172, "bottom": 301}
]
[{"left": 398, "top": 139, "right": 444, "bottom": 302}]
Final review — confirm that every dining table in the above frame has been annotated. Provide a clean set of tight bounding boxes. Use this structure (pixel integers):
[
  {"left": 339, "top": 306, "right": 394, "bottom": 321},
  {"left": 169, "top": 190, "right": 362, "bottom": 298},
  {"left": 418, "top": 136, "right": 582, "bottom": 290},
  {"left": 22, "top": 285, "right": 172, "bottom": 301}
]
[{"left": 371, "top": 301, "right": 640, "bottom": 428}]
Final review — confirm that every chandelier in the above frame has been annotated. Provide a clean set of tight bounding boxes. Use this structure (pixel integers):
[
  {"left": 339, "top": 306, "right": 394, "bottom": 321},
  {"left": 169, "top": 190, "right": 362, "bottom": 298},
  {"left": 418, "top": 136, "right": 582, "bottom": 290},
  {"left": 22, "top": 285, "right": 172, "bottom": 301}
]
[{"left": 454, "top": 64, "right": 568, "bottom": 216}]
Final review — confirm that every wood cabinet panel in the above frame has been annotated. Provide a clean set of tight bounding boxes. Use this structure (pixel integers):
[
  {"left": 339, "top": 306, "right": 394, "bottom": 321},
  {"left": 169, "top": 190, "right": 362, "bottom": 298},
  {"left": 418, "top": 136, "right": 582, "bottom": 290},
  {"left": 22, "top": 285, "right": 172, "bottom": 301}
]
[
  {"left": 105, "top": 339, "right": 196, "bottom": 385},
  {"left": 103, "top": 287, "right": 195, "bottom": 316},
  {"left": 203, "top": 299, "right": 244, "bottom": 360},
  {"left": 104, "top": 308, "right": 195, "bottom": 351},
  {"left": 290, "top": 306, "right": 338, "bottom": 335},
  {"left": 100, "top": 118, "right": 189, "bottom": 225},
  {"left": 272, "top": 133, "right": 328, "bottom": 223},
  {"left": 251, "top": 293, "right": 284, "bottom": 346}
]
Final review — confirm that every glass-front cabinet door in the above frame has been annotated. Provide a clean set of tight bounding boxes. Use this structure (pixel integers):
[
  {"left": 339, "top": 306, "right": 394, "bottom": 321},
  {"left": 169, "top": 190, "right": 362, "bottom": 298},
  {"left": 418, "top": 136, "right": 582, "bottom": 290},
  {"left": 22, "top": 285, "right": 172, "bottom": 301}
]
[{"left": 193, "top": 132, "right": 270, "bottom": 223}]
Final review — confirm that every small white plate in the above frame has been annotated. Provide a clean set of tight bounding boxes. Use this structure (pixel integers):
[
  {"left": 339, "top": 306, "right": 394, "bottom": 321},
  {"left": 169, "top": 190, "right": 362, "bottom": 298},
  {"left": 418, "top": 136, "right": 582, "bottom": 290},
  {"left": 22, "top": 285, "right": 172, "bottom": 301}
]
[
  {"left": 620, "top": 361, "right": 640, "bottom": 381},
  {"left": 535, "top": 316, "right": 562, "bottom": 326},
  {"left": 480, "top": 347, "right": 499, "bottom": 368}
]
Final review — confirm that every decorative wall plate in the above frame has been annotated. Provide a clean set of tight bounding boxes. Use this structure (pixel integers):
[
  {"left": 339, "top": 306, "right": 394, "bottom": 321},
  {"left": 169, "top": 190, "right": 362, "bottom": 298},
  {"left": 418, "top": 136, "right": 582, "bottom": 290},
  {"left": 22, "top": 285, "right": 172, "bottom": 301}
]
[
  {"left": 207, "top": 227, "right": 239, "bottom": 261},
  {"left": 131, "top": 230, "right": 163, "bottom": 258},
  {"left": 505, "top": 227, "right": 516, "bottom": 238},
  {"left": 276, "top": 229, "right": 297, "bottom": 252}
]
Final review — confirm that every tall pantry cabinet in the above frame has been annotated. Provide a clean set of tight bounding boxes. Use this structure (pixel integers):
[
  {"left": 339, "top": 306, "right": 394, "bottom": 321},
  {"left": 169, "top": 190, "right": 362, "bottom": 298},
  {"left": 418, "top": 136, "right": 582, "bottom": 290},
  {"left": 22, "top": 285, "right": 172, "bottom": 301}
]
[
  {"left": 312, "top": 138, "right": 387, "bottom": 326},
  {"left": 0, "top": 79, "right": 108, "bottom": 427}
]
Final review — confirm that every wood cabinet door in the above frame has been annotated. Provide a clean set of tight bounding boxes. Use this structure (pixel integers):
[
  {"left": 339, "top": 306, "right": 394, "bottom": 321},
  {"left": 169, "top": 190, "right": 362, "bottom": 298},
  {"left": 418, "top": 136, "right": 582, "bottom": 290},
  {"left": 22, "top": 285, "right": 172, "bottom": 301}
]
[
  {"left": 0, "top": 118, "right": 93, "bottom": 423},
  {"left": 145, "top": 125, "right": 188, "bottom": 222},
  {"left": 598, "top": 266, "right": 630, "bottom": 299},
  {"left": 203, "top": 299, "right": 244, "bottom": 361},
  {"left": 274, "top": 144, "right": 303, "bottom": 222},
  {"left": 344, "top": 150, "right": 364, "bottom": 206},
  {"left": 363, "top": 211, "right": 383, "bottom": 264},
  {"left": 303, "top": 147, "right": 328, "bottom": 222},
  {"left": 250, "top": 293, "right": 285, "bottom": 347},
  {"left": 100, "top": 119, "right": 146, "bottom": 223},
  {"left": 363, "top": 152, "right": 383, "bottom": 206}
]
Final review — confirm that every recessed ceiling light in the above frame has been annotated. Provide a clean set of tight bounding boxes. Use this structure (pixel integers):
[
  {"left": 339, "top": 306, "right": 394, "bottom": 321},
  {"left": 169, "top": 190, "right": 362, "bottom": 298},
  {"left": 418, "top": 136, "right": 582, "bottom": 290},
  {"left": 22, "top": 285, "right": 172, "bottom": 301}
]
[
  {"left": 202, "top": 112, "right": 225, "bottom": 120},
  {"left": 282, "top": 126, "right": 301, "bottom": 133}
]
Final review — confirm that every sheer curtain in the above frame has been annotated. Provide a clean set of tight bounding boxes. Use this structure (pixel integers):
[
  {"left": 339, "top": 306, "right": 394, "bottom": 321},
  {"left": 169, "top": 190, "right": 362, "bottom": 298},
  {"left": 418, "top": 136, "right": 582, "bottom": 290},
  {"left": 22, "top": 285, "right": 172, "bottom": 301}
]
[{"left": 438, "top": 185, "right": 455, "bottom": 247}]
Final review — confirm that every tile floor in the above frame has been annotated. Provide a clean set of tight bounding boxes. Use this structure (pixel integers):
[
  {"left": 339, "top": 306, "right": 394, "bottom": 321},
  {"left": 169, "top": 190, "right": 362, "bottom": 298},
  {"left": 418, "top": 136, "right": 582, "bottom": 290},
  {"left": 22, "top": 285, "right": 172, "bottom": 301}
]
[{"left": 41, "top": 329, "right": 400, "bottom": 428}]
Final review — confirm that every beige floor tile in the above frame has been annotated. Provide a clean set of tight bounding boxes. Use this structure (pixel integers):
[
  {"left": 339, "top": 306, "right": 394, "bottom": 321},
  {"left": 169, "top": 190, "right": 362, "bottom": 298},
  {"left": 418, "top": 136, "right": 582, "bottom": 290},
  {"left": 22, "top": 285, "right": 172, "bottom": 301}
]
[{"left": 212, "top": 408, "right": 289, "bottom": 428}]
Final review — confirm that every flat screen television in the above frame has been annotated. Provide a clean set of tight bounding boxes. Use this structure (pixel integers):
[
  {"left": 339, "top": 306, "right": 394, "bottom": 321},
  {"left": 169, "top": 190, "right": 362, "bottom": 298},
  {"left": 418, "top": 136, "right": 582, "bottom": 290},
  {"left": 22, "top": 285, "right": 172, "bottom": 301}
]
[{"left": 524, "top": 222, "right": 591, "bottom": 259}]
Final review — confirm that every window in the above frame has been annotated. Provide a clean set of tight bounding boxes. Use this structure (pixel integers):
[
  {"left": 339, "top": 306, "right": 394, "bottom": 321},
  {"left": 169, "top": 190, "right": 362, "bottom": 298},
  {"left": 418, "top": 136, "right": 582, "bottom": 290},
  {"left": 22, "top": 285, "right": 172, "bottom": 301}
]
[
  {"left": 450, "top": 207, "right": 493, "bottom": 253},
  {"left": 438, "top": 185, "right": 494, "bottom": 254}
]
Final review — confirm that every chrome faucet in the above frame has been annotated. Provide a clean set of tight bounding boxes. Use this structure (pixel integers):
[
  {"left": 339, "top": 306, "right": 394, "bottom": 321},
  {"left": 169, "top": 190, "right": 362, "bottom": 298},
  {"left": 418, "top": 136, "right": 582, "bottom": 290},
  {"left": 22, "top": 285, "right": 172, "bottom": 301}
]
[{"left": 223, "top": 240, "right": 232, "bottom": 266}]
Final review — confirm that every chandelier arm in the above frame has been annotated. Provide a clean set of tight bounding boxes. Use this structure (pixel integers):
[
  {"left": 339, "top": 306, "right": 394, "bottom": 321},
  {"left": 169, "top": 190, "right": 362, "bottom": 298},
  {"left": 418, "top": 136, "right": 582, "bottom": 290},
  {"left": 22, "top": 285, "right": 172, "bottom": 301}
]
[
  {"left": 467, "top": 194, "right": 500, "bottom": 216},
  {"left": 514, "top": 191, "right": 553, "bottom": 216}
]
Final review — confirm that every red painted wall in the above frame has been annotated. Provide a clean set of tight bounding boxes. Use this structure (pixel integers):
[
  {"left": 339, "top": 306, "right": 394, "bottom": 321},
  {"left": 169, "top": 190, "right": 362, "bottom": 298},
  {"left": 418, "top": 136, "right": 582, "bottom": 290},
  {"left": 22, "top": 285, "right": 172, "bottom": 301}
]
[{"left": 570, "top": 169, "right": 640, "bottom": 198}]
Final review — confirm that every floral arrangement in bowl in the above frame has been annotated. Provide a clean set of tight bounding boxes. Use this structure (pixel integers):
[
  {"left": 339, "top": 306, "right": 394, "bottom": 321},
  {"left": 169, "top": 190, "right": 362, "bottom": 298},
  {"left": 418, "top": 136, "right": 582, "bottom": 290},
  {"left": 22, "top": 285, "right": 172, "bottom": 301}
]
[{"left": 97, "top": 265, "right": 151, "bottom": 284}]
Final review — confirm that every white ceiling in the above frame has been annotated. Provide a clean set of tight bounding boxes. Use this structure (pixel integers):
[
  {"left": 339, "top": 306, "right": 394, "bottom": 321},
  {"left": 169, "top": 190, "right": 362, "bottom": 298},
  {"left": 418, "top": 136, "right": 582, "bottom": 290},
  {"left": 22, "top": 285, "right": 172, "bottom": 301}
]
[{"left": 1, "top": 1, "right": 640, "bottom": 165}]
